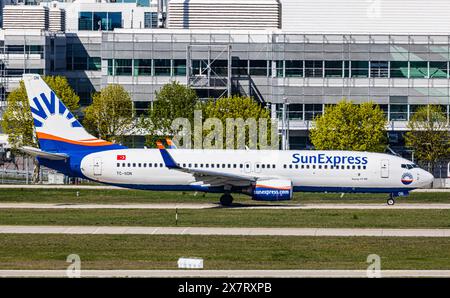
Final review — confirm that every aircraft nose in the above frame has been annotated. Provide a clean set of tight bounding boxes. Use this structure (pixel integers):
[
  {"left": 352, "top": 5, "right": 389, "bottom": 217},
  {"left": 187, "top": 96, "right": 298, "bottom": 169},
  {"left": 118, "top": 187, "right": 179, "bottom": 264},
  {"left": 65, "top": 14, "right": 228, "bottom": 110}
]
[{"left": 422, "top": 170, "right": 434, "bottom": 187}]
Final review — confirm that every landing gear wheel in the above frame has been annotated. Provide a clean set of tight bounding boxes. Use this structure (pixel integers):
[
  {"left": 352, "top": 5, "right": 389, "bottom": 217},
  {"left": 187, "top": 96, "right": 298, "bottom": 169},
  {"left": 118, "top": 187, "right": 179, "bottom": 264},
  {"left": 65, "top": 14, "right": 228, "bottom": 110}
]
[
  {"left": 387, "top": 198, "right": 395, "bottom": 206},
  {"left": 220, "top": 194, "right": 233, "bottom": 206}
]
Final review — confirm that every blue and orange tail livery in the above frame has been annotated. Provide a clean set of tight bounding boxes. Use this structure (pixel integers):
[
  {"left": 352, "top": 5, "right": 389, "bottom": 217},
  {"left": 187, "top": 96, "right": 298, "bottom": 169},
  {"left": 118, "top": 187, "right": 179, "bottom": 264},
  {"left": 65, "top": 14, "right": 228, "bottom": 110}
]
[
  {"left": 23, "top": 74, "right": 125, "bottom": 153},
  {"left": 166, "top": 138, "right": 177, "bottom": 149}
]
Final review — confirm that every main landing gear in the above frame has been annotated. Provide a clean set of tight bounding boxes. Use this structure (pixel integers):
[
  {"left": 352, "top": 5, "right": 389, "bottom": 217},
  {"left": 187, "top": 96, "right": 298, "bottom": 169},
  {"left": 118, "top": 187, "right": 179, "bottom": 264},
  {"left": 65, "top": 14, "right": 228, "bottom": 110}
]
[
  {"left": 387, "top": 194, "right": 396, "bottom": 206},
  {"left": 220, "top": 193, "right": 234, "bottom": 206}
]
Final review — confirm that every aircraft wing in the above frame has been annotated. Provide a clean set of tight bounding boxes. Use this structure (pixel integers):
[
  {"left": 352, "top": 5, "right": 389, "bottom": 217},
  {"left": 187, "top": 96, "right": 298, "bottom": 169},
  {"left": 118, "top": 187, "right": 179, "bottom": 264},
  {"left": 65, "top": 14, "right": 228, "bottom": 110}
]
[
  {"left": 158, "top": 147, "right": 257, "bottom": 187},
  {"left": 19, "top": 146, "right": 69, "bottom": 160}
]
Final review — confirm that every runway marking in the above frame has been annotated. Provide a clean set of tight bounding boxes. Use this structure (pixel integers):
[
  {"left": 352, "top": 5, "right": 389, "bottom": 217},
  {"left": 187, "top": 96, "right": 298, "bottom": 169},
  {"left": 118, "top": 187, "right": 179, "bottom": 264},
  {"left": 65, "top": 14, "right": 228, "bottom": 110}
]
[
  {"left": 0, "top": 270, "right": 449, "bottom": 278},
  {"left": 1, "top": 203, "right": 450, "bottom": 210},
  {"left": 0, "top": 225, "right": 449, "bottom": 237}
]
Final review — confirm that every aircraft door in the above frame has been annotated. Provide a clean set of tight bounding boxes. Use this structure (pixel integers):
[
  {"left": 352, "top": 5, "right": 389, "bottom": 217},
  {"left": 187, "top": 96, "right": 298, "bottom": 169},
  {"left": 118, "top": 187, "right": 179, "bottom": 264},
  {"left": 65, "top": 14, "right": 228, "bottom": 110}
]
[
  {"left": 93, "top": 158, "right": 102, "bottom": 176},
  {"left": 380, "top": 159, "right": 389, "bottom": 178}
]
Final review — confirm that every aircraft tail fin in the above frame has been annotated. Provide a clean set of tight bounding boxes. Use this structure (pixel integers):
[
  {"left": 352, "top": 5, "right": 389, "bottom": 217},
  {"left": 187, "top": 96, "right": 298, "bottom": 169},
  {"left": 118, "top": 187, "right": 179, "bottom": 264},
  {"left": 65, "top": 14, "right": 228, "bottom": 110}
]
[{"left": 22, "top": 74, "right": 125, "bottom": 153}]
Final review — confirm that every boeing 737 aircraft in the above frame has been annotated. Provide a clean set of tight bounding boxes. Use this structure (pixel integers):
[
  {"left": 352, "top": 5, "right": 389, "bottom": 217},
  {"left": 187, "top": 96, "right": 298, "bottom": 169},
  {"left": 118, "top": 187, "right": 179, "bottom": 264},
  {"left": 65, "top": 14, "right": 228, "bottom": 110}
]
[{"left": 20, "top": 74, "right": 434, "bottom": 206}]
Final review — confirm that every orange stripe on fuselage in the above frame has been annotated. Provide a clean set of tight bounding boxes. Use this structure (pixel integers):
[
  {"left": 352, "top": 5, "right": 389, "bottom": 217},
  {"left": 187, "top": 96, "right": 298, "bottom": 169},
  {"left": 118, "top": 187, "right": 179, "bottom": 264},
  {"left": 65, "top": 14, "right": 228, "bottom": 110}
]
[{"left": 36, "top": 132, "right": 112, "bottom": 147}]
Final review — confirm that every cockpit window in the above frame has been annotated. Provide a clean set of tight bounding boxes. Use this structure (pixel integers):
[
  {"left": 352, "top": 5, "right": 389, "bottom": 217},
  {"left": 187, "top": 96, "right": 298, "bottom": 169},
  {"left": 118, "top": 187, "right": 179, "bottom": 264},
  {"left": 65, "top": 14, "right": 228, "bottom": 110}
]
[{"left": 401, "top": 164, "right": 419, "bottom": 170}]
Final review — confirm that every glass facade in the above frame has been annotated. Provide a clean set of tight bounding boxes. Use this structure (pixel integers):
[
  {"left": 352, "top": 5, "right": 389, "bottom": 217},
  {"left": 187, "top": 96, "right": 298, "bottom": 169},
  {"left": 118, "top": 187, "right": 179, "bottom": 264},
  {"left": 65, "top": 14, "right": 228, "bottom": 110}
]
[
  {"left": 78, "top": 12, "right": 122, "bottom": 31},
  {"left": 144, "top": 12, "right": 158, "bottom": 28}
]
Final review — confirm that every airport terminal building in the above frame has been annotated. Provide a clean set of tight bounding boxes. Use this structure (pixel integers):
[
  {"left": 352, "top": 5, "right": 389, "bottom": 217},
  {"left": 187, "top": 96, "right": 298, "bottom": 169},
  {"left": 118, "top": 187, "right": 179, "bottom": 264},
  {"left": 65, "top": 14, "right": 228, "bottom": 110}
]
[{"left": 1, "top": 0, "right": 450, "bottom": 153}]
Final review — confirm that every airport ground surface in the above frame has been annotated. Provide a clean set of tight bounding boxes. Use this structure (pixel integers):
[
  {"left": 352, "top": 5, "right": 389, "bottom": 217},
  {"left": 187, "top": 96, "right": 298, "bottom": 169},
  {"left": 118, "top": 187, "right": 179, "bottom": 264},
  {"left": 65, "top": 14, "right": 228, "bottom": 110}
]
[{"left": 0, "top": 187, "right": 449, "bottom": 275}]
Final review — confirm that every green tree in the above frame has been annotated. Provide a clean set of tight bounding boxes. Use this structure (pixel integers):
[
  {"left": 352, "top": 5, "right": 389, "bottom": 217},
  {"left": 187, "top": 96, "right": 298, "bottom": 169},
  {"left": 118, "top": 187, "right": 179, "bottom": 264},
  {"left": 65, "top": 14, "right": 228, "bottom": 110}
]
[
  {"left": 203, "top": 96, "right": 275, "bottom": 149},
  {"left": 2, "top": 76, "right": 80, "bottom": 182},
  {"left": 405, "top": 105, "right": 450, "bottom": 171},
  {"left": 143, "top": 81, "right": 199, "bottom": 147},
  {"left": 310, "top": 100, "right": 387, "bottom": 152},
  {"left": 83, "top": 84, "right": 133, "bottom": 143}
]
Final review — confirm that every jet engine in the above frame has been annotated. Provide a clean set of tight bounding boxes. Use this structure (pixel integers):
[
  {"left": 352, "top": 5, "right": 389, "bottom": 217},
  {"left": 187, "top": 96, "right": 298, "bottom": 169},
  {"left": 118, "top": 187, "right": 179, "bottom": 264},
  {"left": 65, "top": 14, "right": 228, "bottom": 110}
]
[{"left": 246, "top": 179, "right": 293, "bottom": 201}]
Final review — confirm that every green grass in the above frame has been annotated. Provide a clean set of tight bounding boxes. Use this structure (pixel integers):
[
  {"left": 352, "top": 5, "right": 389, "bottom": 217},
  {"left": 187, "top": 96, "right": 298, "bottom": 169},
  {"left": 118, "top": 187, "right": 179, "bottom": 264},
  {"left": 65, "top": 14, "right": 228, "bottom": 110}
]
[
  {"left": 0, "top": 234, "right": 449, "bottom": 270},
  {"left": 0, "top": 208, "right": 449, "bottom": 228},
  {"left": 0, "top": 188, "right": 449, "bottom": 204}
]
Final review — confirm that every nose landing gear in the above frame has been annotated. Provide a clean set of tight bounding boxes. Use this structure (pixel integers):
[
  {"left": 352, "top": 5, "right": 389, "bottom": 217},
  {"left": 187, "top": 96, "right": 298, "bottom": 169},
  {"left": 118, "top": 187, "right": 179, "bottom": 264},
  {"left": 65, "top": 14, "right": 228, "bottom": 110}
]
[{"left": 220, "top": 193, "right": 233, "bottom": 206}]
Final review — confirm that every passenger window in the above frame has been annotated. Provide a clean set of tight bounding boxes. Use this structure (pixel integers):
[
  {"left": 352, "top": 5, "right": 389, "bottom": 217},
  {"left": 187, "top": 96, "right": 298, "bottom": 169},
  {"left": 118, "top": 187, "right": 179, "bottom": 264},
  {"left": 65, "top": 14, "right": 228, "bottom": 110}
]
[
  {"left": 324, "top": 165, "right": 327, "bottom": 169},
  {"left": 289, "top": 165, "right": 293, "bottom": 169},
  {"left": 117, "top": 163, "right": 120, "bottom": 167},
  {"left": 312, "top": 165, "right": 316, "bottom": 169},
  {"left": 233, "top": 164, "right": 237, "bottom": 168},
  {"left": 122, "top": 163, "right": 126, "bottom": 167},
  {"left": 143, "top": 163, "right": 147, "bottom": 168},
  {"left": 295, "top": 165, "right": 298, "bottom": 169},
  {"left": 283, "top": 165, "right": 287, "bottom": 169},
  {"left": 127, "top": 163, "right": 131, "bottom": 167},
  {"left": 341, "top": 165, "right": 345, "bottom": 170},
  {"left": 306, "top": 165, "right": 310, "bottom": 169},
  {"left": 318, "top": 165, "right": 322, "bottom": 169},
  {"left": 149, "top": 163, "right": 152, "bottom": 168},
  {"left": 160, "top": 163, "right": 163, "bottom": 167},
  {"left": 138, "top": 163, "right": 142, "bottom": 167},
  {"left": 240, "top": 164, "right": 243, "bottom": 168},
  {"left": 363, "top": 166, "right": 367, "bottom": 170}
]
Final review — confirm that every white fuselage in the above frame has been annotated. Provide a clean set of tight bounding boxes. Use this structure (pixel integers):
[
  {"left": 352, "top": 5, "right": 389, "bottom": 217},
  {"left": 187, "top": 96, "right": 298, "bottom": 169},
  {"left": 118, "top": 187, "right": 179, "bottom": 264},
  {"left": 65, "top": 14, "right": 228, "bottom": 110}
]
[{"left": 79, "top": 149, "right": 434, "bottom": 193}]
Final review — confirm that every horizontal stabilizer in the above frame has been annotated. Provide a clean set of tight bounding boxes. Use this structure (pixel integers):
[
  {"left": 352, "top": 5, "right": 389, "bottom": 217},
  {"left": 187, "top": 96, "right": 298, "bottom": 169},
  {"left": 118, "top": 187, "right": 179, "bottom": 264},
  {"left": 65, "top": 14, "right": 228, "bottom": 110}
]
[{"left": 20, "top": 146, "right": 69, "bottom": 160}]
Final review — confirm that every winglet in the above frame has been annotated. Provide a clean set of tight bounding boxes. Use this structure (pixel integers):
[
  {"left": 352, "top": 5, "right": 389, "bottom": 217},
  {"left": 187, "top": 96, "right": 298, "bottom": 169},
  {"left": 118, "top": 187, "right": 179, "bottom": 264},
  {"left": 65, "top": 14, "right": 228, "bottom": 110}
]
[
  {"left": 156, "top": 141, "right": 165, "bottom": 149},
  {"left": 166, "top": 138, "right": 177, "bottom": 149},
  {"left": 158, "top": 147, "right": 179, "bottom": 169}
]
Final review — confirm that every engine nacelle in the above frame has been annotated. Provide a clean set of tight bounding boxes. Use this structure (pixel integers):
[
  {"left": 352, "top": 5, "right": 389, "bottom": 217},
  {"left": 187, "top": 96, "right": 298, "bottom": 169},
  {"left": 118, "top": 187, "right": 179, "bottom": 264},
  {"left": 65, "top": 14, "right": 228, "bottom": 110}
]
[{"left": 251, "top": 179, "right": 293, "bottom": 201}]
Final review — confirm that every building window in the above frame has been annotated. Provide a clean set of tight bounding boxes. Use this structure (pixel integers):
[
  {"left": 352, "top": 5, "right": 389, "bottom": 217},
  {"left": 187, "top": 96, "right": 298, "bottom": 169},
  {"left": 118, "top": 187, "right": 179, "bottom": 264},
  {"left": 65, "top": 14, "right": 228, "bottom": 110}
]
[
  {"left": 390, "top": 61, "right": 408, "bottom": 78},
  {"left": 249, "top": 60, "right": 268, "bottom": 76},
  {"left": 275, "top": 60, "right": 284, "bottom": 77},
  {"left": 174, "top": 59, "right": 187, "bottom": 76},
  {"left": 232, "top": 59, "right": 248, "bottom": 76},
  {"left": 107, "top": 59, "right": 114, "bottom": 75},
  {"left": 285, "top": 60, "right": 303, "bottom": 77},
  {"left": 93, "top": 12, "right": 107, "bottom": 31},
  {"left": 325, "top": 61, "right": 342, "bottom": 78},
  {"left": 108, "top": 12, "right": 122, "bottom": 30},
  {"left": 370, "top": 61, "right": 389, "bottom": 78},
  {"left": 115, "top": 59, "right": 132, "bottom": 75},
  {"left": 351, "top": 61, "right": 369, "bottom": 78},
  {"left": 409, "top": 61, "right": 428, "bottom": 78},
  {"left": 390, "top": 104, "right": 408, "bottom": 121},
  {"left": 154, "top": 59, "right": 171, "bottom": 76},
  {"left": 73, "top": 56, "right": 88, "bottom": 70},
  {"left": 134, "top": 59, "right": 152, "bottom": 76},
  {"left": 305, "top": 104, "right": 323, "bottom": 120},
  {"left": 192, "top": 60, "right": 207, "bottom": 76},
  {"left": 211, "top": 60, "right": 228, "bottom": 76},
  {"left": 429, "top": 62, "right": 448, "bottom": 78},
  {"left": 144, "top": 12, "right": 158, "bottom": 28},
  {"left": 88, "top": 57, "right": 101, "bottom": 71},
  {"left": 288, "top": 104, "right": 303, "bottom": 120},
  {"left": 79, "top": 12, "right": 93, "bottom": 30},
  {"left": 78, "top": 11, "right": 122, "bottom": 31},
  {"left": 305, "top": 60, "right": 323, "bottom": 77}
]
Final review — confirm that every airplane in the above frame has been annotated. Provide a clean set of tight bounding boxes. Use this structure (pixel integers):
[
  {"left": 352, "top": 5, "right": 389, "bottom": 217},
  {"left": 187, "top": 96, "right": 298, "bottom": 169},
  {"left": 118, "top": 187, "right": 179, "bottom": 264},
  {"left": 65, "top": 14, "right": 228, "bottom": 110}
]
[{"left": 20, "top": 74, "right": 434, "bottom": 206}]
